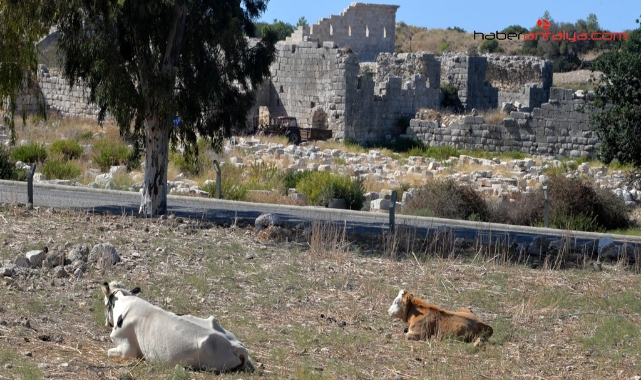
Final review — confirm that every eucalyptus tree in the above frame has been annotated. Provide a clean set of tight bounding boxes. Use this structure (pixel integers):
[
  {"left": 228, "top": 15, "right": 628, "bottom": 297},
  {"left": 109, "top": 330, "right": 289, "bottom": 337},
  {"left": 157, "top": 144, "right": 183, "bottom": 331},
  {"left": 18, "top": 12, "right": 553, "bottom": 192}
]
[
  {"left": 0, "top": 0, "right": 48, "bottom": 145},
  {"left": 42, "top": 0, "right": 277, "bottom": 215}
]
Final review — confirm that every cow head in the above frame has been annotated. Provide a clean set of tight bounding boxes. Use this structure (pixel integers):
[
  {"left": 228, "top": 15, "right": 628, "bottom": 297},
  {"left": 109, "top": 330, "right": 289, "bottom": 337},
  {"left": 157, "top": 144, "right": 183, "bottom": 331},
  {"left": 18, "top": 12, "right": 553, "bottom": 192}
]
[
  {"left": 388, "top": 289, "right": 412, "bottom": 321},
  {"left": 101, "top": 281, "right": 141, "bottom": 327}
]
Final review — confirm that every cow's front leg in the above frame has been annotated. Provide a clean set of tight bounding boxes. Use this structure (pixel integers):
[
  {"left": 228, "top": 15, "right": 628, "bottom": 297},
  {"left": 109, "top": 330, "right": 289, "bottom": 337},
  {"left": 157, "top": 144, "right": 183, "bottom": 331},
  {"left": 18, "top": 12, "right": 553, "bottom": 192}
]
[{"left": 108, "top": 342, "right": 141, "bottom": 358}]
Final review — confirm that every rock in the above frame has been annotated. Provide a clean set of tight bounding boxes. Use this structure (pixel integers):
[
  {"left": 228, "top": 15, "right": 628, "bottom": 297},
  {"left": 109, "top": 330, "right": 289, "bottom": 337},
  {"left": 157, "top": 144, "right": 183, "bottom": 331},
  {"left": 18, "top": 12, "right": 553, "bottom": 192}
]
[
  {"left": 254, "top": 213, "right": 283, "bottom": 230},
  {"left": 598, "top": 236, "right": 617, "bottom": 260},
  {"left": 89, "top": 243, "right": 121, "bottom": 268},
  {"left": 370, "top": 198, "right": 390, "bottom": 211},
  {"left": 67, "top": 245, "right": 89, "bottom": 262},
  {"left": 74, "top": 268, "right": 84, "bottom": 278},
  {"left": 109, "top": 165, "right": 127, "bottom": 176},
  {"left": 43, "top": 250, "right": 63, "bottom": 268},
  {"left": 25, "top": 249, "right": 46, "bottom": 267},
  {"left": 54, "top": 267, "right": 69, "bottom": 278}
]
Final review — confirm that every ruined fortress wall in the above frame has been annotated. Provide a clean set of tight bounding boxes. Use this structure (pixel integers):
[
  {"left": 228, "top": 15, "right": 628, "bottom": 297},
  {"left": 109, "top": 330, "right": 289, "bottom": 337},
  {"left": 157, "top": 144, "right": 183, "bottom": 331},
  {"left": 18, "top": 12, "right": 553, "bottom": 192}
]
[
  {"left": 374, "top": 52, "right": 440, "bottom": 89},
  {"left": 407, "top": 87, "right": 600, "bottom": 157},
  {"left": 266, "top": 42, "right": 349, "bottom": 133},
  {"left": 286, "top": 3, "right": 399, "bottom": 62},
  {"left": 441, "top": 53, "right": 553, "bottom": 111},
  {"left": 485, "top": 54, "right": 553, "bottom": 93},
  {"left": 345, "top": 72, "right": 441, "bottom": 143},
  {"left": 15, "top": 65, "right": 101, "bottom": 119}
]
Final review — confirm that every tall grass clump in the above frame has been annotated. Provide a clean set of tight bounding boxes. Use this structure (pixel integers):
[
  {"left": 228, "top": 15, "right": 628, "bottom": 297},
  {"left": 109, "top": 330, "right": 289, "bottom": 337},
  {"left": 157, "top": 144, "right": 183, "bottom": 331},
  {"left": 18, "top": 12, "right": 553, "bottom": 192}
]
[
  {"left": 41, "top": 158, "right": 82, "bottom": 180},
  {"left": 202, "top": 162, "right": 247, "bottom": 201},
  {"left": 50, "top": 139, "right": 84, "bottom": 161},
  {"left": 93, "top": 138, "right": 131, "bottom": 172},
  {"left": 11, "top": 142, "right": 47, "bottom": 164},
  {"left": 403, "top": 178, "right": 489, "bottom": 220},
  {"left": 296, "top": 171, "right": 365, "bottom": 210}
]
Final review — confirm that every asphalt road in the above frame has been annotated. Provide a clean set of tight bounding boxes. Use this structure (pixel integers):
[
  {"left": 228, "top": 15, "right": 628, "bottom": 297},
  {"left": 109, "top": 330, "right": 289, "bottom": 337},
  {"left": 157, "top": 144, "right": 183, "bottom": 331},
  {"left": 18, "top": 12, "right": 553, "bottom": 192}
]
[{"left": 1, "top": 179, "right": 640, "bottom": 250}]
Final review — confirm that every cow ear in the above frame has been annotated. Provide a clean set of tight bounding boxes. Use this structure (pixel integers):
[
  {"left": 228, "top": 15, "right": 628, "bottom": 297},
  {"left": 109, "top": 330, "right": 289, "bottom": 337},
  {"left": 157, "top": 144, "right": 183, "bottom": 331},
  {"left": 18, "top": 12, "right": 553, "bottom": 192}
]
[
  {"left": 101, "top": 282, "right": 110, "bottom": 297},
  {"left": 130, "top": 287, "right": 141, "bottom": 295}
]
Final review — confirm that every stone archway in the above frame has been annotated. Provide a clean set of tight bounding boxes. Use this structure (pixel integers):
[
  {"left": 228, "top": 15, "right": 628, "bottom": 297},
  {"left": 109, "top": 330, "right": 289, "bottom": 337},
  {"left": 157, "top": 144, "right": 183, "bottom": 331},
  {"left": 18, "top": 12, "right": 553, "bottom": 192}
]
[{"left": 310, "top": 107, "right": 328, "bottom": 129}]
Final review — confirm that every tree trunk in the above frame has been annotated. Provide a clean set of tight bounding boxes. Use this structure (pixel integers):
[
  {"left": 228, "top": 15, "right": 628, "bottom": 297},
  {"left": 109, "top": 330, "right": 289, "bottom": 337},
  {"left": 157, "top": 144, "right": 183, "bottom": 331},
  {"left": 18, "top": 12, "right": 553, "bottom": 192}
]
[{"left": 139, "top": 117, "right": 169, "bottom": 216}]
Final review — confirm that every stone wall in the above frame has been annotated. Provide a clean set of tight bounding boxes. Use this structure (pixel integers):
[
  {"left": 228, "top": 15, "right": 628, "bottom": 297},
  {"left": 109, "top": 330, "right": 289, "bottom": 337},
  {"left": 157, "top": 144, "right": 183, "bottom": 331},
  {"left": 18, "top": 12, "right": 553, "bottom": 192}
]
[
  {"left": 285, "top": 3, "right": 399, "bottom": 62},
  {"left": 261, "top": 43, "right": 441, "bottom": 142},
  {"left": 440, "top": 53, "right": 553, "bottom": 111},
  {"left": 407, "top": 87, "right": 601, "bottom": 157},
  {"left": 16, "top": 65, "right": 101, "bottom": 119},
  {"left": 374, "top": 52, "right": 440, "bottom": 90}
]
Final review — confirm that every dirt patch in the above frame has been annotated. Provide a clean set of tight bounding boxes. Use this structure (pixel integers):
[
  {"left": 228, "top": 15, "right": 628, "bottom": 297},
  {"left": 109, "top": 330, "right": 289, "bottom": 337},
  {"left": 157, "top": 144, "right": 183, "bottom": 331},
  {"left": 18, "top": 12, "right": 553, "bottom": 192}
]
[{"left": 553, "top": 69, "right": 602, "bottom": 85}]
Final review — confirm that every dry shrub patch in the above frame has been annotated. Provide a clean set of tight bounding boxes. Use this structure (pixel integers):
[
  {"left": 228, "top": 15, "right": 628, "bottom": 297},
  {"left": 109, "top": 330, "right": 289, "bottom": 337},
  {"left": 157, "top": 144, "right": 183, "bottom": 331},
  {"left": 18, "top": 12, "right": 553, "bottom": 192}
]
[
  {"left": 1, "top": 206, "right": 641, "bottom": 379},
  {"left": 404, "top": 179, "right": 489, "bottom": 221}
]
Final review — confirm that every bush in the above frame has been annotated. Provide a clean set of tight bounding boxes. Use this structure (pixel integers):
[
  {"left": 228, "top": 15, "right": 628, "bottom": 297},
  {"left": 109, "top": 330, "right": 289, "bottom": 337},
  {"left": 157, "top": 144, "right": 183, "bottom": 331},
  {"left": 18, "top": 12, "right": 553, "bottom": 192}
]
[
  {"left": 544, "top": 174, "right": 630, "bottom": 231},
  {"left": 11, "top": 142, "right": 47, "bottom": 164},
  {"left": 296, "top": 171, "right": 365, "bottom": 210},
  {"left": 479, "top": 39, "right": 500, "bottom": 53},
  {"left": 488, "top": 193, "right": 544, "bottom": 226},
  {"left": 441, "top": 83, "right": 464, "bottom": 113},
  {"left": 203, "top": 162, "right": 248, "bottom": 201},
  {"left": 50, "top": 139, "right": 84, "bottom": 161},
  {"left": 41, "top": 159, "right": 82, "bottom": 180},
  {"left": 403, "top": 179, "right": 488, "bottom": 220},
  {"left": 93, "top": 139, "right": 131, "bottom": 172},
  {"left": 0, "top": 144, "right": 27, "bottom": 181}
]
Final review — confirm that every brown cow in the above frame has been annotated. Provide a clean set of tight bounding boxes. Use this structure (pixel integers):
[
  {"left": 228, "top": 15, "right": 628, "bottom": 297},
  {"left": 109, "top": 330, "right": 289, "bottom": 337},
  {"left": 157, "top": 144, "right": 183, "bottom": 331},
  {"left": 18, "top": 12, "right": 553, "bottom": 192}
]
[{"left": 387, "top": 289, "right": 493, "bottom": 342}]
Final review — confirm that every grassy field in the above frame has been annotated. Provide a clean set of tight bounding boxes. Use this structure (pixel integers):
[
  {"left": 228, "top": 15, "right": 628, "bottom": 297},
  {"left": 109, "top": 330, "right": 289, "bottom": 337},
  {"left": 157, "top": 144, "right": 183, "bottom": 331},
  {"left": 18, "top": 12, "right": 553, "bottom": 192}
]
[{"left": 1, "top": 205, "right": 641, "bottom": 379}]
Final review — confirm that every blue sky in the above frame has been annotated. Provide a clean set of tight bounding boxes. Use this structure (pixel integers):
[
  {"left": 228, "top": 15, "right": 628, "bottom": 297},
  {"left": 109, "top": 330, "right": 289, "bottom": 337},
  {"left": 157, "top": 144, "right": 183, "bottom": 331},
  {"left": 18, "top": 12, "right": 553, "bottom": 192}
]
[{"left": 259, "top": 0, "right": 639, "bottom": 33}]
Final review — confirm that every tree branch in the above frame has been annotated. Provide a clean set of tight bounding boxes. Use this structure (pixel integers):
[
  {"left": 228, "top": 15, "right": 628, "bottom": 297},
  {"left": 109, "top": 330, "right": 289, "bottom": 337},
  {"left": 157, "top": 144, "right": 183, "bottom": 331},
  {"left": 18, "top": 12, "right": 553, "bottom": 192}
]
[{"left": 162, "top": 3, "right": 187, "bottom": 76}]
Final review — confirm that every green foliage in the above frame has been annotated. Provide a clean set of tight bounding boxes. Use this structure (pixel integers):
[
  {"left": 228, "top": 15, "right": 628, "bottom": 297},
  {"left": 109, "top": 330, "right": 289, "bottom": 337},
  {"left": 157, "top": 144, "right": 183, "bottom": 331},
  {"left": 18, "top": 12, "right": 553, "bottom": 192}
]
[
  {"left": 0, "top": 144, "right": 27, "bottom": 181},
  {"left": 0, "top": 0, "right": 48, "bottom": 145},
  {"left": 424, "top": 145, "right": 461, "bottom": 160},
  {"left": 296, "top": 16, "right": 308, "bottom": 28},
  {"left": 446, "top": 26, "right": 466, "bottom": 33},
  {"left": 441, "top": 83, "right": 464, "bottom": 113},
  {"left": 41, "top": 158, "right": 82, "bottom": 180},
  {"left": 296, "top": 171, "right": 365, "bottom": 210},
  {"left": 501, "top": 25, "right": 529, "bottom": 35},
  {"left": 41, "top": 0, "right": 277, "bottom": 215},
  {"left": 78, "top": 131, "right": 94, "bottom": 141},
  {"left": 92, "top": 139, "right": 131, "bottom": 172},
  {"left": 261, "top": 19, "right": 295, "bottom": 41},
  {"left": 11, "top": 142, "right": 47, "bottom": 164},
  {"left": 0, "top": 345, "right": 43, "bottom": 380},
  {"left": 438, "top": 40, "right": 449, "bottom": 52},
  {"left": 246, "top": 161, "right": 282, "bottom": 190},
  {"left": 50, "top": 139, "right": 84, "bottom": 161},
  {"left": 479, "top": 39, "right": 501, "bottom": 53},
  {"left": 590, "top": 16, "right": 641, "bottom": 172},
  {"left": 403, "top": 179, "right": 489, "bottom": 221},
  {"left": 203, "top": 162, "right": 248, "bottom": 201}
]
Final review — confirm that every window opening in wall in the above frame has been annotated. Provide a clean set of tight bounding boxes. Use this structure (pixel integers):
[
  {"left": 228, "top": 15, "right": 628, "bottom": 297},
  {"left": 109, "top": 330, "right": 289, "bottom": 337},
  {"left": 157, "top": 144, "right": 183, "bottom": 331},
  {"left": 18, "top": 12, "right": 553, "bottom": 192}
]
[
  {"left": 384, "top": 26, "right": 387, "bottom": 38},
  {"left": 330, "top": 24, "right": 333, "bottom": 36},
  {"left": 348, "top": 25, "right": 351, "bottom": 36},
  {"left": 279, "top": 86, "right": 283, "bottom": 93},
  {"left": 366, "top": 25, "right": 369, "bottom": 37}
]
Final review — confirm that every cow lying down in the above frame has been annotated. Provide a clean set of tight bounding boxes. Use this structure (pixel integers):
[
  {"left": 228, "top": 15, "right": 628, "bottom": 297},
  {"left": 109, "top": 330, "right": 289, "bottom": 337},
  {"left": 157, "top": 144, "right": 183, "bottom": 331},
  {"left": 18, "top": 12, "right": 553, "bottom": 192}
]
[
  {"left": 101, "top": 281, "right": 254, "bottom": 372},
  {"left": 387, "top": 289, "right": 493, "bottom": 342}
]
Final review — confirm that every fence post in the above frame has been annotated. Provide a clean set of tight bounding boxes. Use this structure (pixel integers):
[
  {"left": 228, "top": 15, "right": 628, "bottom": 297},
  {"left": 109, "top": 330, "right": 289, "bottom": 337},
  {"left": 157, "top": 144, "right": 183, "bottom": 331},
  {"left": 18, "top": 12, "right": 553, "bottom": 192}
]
[
  {"left": 213, "top": 160, "right": 221, "bottom": 199},
  {"left": 27, "top": 163, "right": 36, "bottom": 205},
  {"left": 543, "top": 185, "right": 549, "bottom": 228},
  {"left": 389, "top": 190, "right": 397, "bottom": 234}
]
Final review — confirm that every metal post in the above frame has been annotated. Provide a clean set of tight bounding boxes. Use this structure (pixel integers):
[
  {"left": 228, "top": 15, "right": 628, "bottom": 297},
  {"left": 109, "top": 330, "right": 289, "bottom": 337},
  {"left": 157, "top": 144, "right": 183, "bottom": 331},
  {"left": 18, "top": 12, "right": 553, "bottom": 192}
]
[
  {"left": 543, "top": 185, "right": 549, "bottom": 228},
  {"left": 213, "top": 160, "right": 221, "bottom": 199},
  {"left": 27, "top": 163, "right": 36, "bottom": 205},
  {"left": 389, "top": 190, "right": 397, "bottom": 234}
]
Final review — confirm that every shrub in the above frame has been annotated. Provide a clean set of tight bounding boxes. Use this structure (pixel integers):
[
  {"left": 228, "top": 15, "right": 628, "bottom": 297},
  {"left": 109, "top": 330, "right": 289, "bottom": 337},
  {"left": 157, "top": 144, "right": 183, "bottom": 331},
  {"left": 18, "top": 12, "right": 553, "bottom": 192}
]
[
  {"left": 11, "top": 142, "right": 47, "bottom": 164},
  {"left": 441, "top": 83, "right": 464, "bottom": 113},
  {"left": 78, "top": 131, "right": 94, "bottom": 141},
  {"left": 280, "top": 170, "right": 315, "bottom": 194},
  {"left": 296, "top": 171, "right": 365, "bottom": 210},
  {"left": 438, "top": 40, "right": 449, "bottom": 52},
  {"left": 544, "top": 174, "right": 630, "bottom": 231},
  {"left": 488, "top": 193, "right": 544, "bottom": 226},
  {"left": 479, "top": 39, "right": 500, "bottom": 53},
  {"left": 203, "top": 162, "right": 248, "bottom": 201},
  {"left": 93, "top": 139, "right": 131, "bottom": 172},
  {"left": 403, "top": 179, "right": 489, "bottom": 220},
  {"left": 0, "top": 144, "right": 27, "bottom": 181},
  {"left": 50, "top": 139, "right": 84, "bottom": 161},
  {"left": 246, "top": 162, "right": 282, "bottom": 191},
  {"left": 41, "top": 159, "right": 82, "bottom": 180}
]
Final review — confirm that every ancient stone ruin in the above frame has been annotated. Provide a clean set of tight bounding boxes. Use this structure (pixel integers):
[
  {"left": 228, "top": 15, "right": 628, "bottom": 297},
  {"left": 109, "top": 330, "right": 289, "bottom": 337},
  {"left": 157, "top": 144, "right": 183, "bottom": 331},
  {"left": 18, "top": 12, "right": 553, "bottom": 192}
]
[{"left": 12, "top": 2, "right": 605, "bottom": 158}]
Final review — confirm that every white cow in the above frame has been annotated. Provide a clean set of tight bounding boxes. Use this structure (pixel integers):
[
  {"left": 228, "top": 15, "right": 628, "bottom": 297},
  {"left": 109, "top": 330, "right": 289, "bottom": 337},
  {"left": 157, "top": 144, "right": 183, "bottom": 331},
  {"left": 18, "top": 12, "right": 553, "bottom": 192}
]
[{"left": 101, "top": 281, "right": 254, "bottom": 372}]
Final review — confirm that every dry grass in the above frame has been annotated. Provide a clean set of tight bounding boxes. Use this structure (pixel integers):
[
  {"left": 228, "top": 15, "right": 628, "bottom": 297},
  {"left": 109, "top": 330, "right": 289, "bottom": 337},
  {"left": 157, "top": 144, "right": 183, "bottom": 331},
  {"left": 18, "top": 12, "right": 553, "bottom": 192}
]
[
  {"left": 1, "top": 206, "right": 641, "bottom": 379},
  {"left": 395, "top": 27, "right": 524, "bottom": 55}
]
